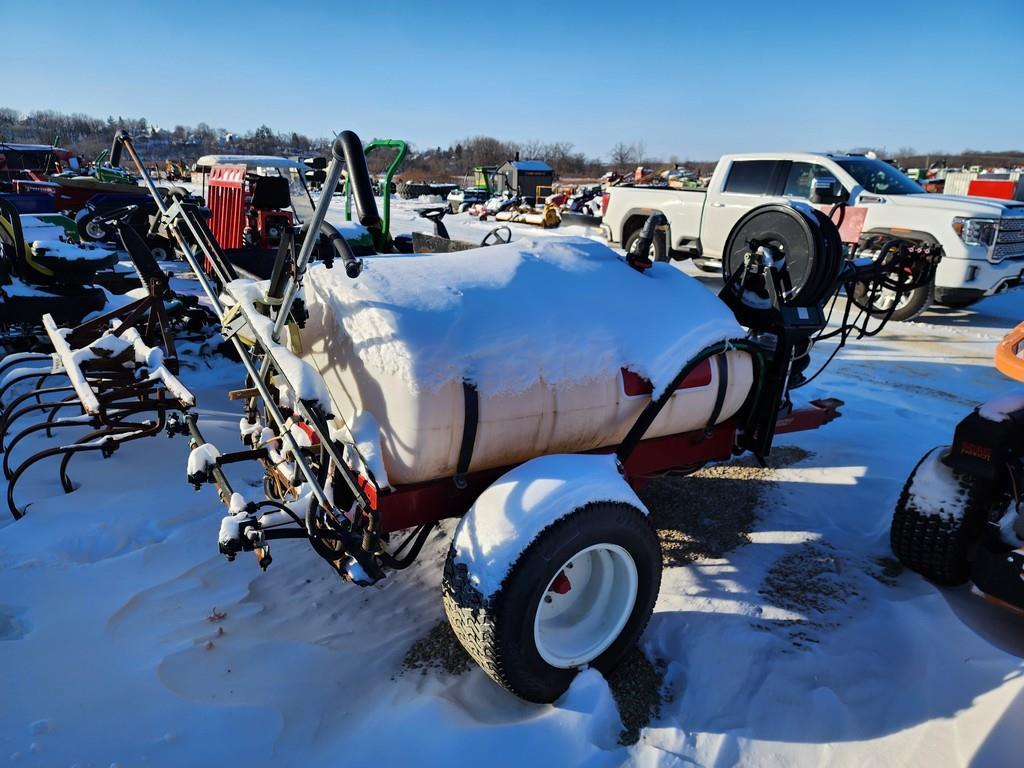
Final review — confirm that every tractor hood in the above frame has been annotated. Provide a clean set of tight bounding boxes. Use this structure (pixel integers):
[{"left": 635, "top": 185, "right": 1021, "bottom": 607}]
[{"left": 874, "top": 193, "right": 1024, "bottom": 218}]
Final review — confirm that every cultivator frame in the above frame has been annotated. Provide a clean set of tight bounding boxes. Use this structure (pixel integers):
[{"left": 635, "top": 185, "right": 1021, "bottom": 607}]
[
  {"left": 0, "top": 282, "right": 195, "bottom": 518},
  {"left": 110, "top": 130, "right": 393, "bottom": 580}
]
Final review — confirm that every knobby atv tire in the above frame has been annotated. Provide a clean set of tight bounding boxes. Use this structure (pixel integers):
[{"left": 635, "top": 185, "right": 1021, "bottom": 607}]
[
  {"left": 890, "top": 446, "right": 988, "bottom": 585},
  {"left": 442, "top": 501, "right": 661, "bottom": 703}
]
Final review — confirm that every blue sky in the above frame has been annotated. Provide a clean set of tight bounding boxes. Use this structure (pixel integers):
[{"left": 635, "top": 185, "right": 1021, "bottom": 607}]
[{"left": 3, "top": 0, "right": 1021, "bottom": 160}]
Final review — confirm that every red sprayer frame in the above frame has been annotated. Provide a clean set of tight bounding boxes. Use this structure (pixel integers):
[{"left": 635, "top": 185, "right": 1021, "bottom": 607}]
[{"left": 372, "top": 399, "right": 843, "bottom": 534}]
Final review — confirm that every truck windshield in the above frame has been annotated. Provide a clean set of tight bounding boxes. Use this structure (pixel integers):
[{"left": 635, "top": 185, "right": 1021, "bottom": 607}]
[{"left": 836, "top": 158, "right": 923, "bottom": 195}]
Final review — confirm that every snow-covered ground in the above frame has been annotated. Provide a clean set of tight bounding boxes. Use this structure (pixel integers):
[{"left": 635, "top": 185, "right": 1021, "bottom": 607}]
[{"left": 1, "top": 197, "right": 1021, "bottom": 766}]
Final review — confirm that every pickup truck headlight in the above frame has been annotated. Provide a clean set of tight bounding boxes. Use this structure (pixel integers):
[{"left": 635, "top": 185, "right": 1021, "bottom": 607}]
[{"left": 952, "top": 217, "right": 998, "bottom": 248}]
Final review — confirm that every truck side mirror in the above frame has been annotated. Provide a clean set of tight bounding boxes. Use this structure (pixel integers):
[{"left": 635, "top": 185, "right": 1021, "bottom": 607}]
[{"left": 810, "top": 176, "right": 845, "bottom": 205}]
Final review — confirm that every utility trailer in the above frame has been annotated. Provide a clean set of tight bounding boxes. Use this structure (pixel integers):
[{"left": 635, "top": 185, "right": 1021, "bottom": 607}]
[{"left": 114, "top": 130, "right": 929, "bottom": 703}]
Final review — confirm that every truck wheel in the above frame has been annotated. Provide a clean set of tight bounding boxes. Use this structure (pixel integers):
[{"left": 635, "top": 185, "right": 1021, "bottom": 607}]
[
  {"left": 624, "top": 228, "right": 666, "bottom": 263},
  {"left": 858, "top": 280, "right": 934, "bottom": 322},
  {"left": 890, "top": 446, "right": 987, "bottom": 585},
  {"left": 442, "top": 501, "right": 661, "bottom": 703}
]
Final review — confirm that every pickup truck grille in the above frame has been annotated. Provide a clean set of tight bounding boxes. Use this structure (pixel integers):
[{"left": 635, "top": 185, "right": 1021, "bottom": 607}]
[{"left": 995, "top": 218, "right": 1024, "bottom": 261}]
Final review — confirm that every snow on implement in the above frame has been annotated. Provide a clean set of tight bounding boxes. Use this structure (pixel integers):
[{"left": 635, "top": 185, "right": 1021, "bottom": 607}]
[
  {"left": 891, "top": 321, "right": 1024, "bottom": 615},
  {"left": 116, "top": 129, "right": 927, "bottom": 702},
  {"left": 0, "top": 280, "right": 195, "bottom": 518}
]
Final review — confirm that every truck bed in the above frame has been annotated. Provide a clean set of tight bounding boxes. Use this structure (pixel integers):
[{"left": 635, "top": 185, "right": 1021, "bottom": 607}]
[{"left": 601, "top": 184, "right": 707, "bottom": 254}]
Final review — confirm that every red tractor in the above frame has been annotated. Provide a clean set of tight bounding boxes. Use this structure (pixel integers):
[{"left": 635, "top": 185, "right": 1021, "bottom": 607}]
[{"left": 196, "top": 154, "right": 312, "bottom": 251}]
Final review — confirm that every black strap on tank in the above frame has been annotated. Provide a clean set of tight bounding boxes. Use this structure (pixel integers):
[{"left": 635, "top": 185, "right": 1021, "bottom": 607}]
[
  {"left": 455, "top": 380, "right": 479, "bottom": 489},
  {"left": 705, "top": 354, "right": 729, "bottom": 434}
]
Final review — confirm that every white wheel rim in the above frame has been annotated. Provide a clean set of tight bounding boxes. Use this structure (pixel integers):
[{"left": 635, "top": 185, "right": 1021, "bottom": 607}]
[
  {"left": 872, "top": 286, "right": 911, "bottom": 312},
  {"left": 86, "top": 219, "right": 106, "bottom": 239},
  {"left": 533, "top": 543, "right": 638, "bottom": 669}
]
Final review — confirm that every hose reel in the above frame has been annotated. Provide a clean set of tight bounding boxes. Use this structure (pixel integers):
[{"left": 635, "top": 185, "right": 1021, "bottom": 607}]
[{"left": 720, "top": 204, "right": 844, "bottom": 325}]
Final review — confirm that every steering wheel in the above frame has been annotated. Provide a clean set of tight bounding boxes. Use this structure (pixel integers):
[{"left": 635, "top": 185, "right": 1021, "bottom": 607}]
[{"left": 480, "top": 225, "right": 512, "bottom": 247}]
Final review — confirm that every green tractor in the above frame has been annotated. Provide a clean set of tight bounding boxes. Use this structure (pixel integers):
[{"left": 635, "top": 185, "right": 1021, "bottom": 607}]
[
  {"left": 91, "top": 148, "right": 139, "bottom": 185},
  {"left": 446, "top": 165, "right": 502, "bottom": 213}
]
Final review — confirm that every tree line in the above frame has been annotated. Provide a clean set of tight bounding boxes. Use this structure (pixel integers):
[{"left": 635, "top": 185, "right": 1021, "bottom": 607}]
[
  {"left": 0, "top": 107, "right": 671, "bottom": 180},
  {"left": 3, "top": 107, "right": 1019, "bottom": 182}
]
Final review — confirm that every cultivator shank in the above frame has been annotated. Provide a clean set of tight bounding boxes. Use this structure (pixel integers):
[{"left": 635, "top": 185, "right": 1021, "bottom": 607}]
[{"left": 0, "top": 284, "right": 194, "bottom": 518}]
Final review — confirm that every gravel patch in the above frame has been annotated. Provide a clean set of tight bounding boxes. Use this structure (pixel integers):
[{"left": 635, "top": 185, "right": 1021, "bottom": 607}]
[
  {"left": 400, "top": 618, "right": 472, "bottom": 677},
  {"left": 606, "top": 647, "right": 668, "bottom": 746},
  {"left": 754, "top": 540, "right": 861, "bottom": 650},
  {"left": 760, "top": 540, "right": 856, "bottom": 615},
  {"left": 640, "top": 445, "right": 812, "bottom": 566}
]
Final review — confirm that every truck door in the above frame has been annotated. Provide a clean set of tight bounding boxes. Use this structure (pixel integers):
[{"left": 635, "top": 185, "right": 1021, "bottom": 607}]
[
  {"left": 779, "top": 160, "right": 843, "bottom": 200},
  {"left": 700, "top": 159, "right": 785, "bottom": 262}
]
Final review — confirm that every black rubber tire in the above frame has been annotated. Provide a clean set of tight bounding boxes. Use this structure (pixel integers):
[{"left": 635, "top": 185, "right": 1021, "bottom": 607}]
[
  {"left": 864, "top": 280, "right": 934, "bottom": 322},
  {"left": 890, "top": 446, "right": 987, "bottom": 585},
  {"left": 146, "top": 237, "right": 173, "bottom": 261},
  {"left": 397, "top": 182, "right": 436, "bottom": 200},
  {"left": 396, "top": 182, "right": 420, "bottom": 200},
  {"left": 442, "top": 501, "right": 661, "bottom": 703},
  {"left": 624, "top": 228, "right": 667, "bottom": 263},
  {"left": 76, "top": 211, "right": 109, "bottom": 242}
]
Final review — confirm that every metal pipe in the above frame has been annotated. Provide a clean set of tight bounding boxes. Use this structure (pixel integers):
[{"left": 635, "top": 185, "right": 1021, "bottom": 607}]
[
  {"left": 115, "top": 131, "right": 365, "bottom": 520},
  {"left": 267, "top": 151, "right": 345, "bottom": 344},
  {"left": 184, "top": 413, "right": 235, "bottom": 502}
]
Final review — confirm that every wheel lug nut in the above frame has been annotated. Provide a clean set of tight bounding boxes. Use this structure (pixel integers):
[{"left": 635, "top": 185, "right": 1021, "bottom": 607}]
[{"left": 544, "top": 595, "right": 553, "bottom": 603}]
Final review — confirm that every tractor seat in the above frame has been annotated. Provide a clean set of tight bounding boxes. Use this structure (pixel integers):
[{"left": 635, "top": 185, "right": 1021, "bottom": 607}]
[
  {"left": 27, "top": 240, "right": 118, "bottom": 286},
  {"left": 250, "top": 176, "right": 291, "bottom": 211}
]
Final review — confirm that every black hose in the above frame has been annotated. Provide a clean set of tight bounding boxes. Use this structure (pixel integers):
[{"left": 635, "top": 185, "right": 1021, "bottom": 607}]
[
  {"left": 110, "top": 129, "right": 129, "bottom": 168},
  {"left": 318, "top": 221, "right": 362, "bottom": 278},
  {"left": 377, "top": 523, "right": 435, "bottom": 570},
  {"left": 335, "top": 131, "right": 381, "bottom": 232},
  {"left": 254, "top": 498, "right": 305, "bottom": 528},
  {"left": 616, "top": 339, "right": 761, "bottom": 464}
]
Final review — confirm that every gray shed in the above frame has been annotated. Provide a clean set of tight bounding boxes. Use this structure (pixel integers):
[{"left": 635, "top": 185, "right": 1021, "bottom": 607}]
[{"left": 495, "top": 160, "right": 553, "bottom": 202}]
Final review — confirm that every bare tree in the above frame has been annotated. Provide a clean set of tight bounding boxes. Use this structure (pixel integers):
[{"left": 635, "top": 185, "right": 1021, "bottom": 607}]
[
  {"left": 633, "top": 139, "right": 647, "bottom": 165},
  {"left": 609, "top": 141, "right": 635, "bottom": 168}
]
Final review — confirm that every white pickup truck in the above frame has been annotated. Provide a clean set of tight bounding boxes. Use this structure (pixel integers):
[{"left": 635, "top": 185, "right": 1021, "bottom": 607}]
[{"left": 601, "top": 152, "right": 1024, "bottom": 319}]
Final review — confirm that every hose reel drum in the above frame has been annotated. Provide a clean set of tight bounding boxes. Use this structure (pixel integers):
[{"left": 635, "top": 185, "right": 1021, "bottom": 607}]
[{"left": 720, "top": 203, "right": 844, "bottom": 326}]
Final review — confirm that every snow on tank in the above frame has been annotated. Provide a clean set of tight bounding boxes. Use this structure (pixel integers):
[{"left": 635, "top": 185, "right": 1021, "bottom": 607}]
[{"left": 301, "top": 237, "right": 753, "bottom": 485}]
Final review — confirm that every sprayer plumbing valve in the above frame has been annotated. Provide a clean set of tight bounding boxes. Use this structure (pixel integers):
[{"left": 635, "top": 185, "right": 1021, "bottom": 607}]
[
  {"left": 187, "top": 442, "right": 222, "bottom": 489},
  {"left": 217, "top": 498, "right": 272, "bottom": 570},
  {"left": 165, "top": 412, "right": 189, "bottom": 439}
]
